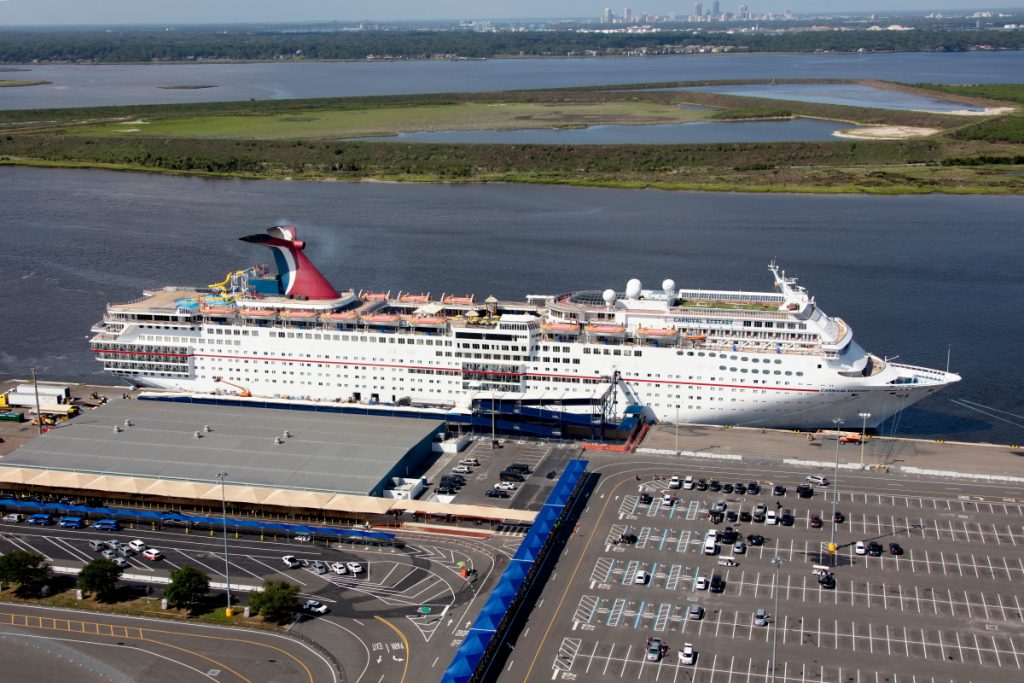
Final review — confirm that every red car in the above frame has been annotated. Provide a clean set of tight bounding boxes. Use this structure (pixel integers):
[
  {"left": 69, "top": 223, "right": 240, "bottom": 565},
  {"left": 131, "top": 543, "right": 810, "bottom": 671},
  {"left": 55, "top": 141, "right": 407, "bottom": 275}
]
[
  {"left": 809, "top": 515, "right": 823, "bottom": 528},
  {"left": 833, "top": 511, "right": 845, "bottom": 524}
]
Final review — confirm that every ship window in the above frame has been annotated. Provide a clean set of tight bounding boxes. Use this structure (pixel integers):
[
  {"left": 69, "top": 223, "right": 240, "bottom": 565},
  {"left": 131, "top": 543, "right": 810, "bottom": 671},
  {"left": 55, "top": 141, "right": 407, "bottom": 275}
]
[
  {"left": 774, "top": 370, "right": 781, "bottom": 375},
  {"left": 796, "top": 372, "right": 804, "bottom": 376},
  {"left": 785, "top": 371, "right": 792, "bottom": 376}
]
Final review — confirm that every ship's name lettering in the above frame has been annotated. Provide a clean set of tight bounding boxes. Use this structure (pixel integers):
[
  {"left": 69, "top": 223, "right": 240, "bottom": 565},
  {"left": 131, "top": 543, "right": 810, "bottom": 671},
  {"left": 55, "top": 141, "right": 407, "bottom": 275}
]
[{"left": 673, "top": 317, "right": 732, "bottom": 325}]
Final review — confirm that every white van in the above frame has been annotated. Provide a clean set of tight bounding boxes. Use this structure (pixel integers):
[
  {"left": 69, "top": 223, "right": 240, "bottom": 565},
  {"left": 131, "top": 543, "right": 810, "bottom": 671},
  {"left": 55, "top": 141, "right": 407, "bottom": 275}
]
[
  {"left": 669, "top": 475, "right": 682, "bottom": 489},
  {"left": 128, "top": 539, "right": 147, "bottom": 552},
  {"left": 703, "top": 537, "right": 718, "bottom": 555},
  {"left": 766, "top": 510, "right": 778, "bottom": 525},
  {"left": 806, "top": 475, "right": 829, "bottom": 486},
  {"left": 683, "top": 475, "right": 694, "bottom": 490}
]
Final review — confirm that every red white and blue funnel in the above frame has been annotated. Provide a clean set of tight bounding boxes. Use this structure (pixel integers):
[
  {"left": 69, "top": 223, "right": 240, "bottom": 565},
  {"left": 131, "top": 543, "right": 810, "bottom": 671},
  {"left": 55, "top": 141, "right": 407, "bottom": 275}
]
[{"left": 240, "top": 226, "right": 339, "bottom": 299}]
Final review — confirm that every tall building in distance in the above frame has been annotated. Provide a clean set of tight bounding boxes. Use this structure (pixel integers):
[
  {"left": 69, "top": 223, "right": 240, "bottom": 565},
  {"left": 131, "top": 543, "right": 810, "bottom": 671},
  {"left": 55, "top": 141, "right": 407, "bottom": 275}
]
[
  {"left": 623, "top": 7, "right": 634, "bottom": 23},
  {"left": 693, "top": 2, "right": 703, "bottom": 22},
  {"left": 602, "top": 7, "right": 613, "bottom": 23},
  {"left": 712, "top": 1, "right": 720, "bottom": 18}
]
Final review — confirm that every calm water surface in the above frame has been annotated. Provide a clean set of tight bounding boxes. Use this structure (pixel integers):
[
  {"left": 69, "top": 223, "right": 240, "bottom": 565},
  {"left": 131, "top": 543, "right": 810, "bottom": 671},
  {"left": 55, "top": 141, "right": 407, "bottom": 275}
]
[
  {"left": 1, "top": 51, "right": 1021, "bottom": 110},
  {"left": 353, "top": 118, "right": 849, "bottom": 144},
  {"left": 1, "top": 167, "right": 1021, "bottom": 444},
  {"left": 685, "top": 83, "right": 985, "bottom": 112}
]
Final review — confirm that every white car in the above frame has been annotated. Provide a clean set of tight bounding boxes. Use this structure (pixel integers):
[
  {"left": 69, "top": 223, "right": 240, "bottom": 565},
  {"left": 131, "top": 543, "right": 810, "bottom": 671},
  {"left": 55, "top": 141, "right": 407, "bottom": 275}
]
[
  {"left": 669, "top": 475, "right": 682, "bottom": 489},
  {"left": 451, "top": 465, "right": 472, "bottom": 474},
  {"left": 330, "top": 562, "right": 348, "bottom": 575},
  {"left": 302, "top": 599, "right": 328, "bottom": 615},
  {"left": 680, "top": 643, "right": 696, "bottom": 666},
  {"left": 282, "top": 555, "right": 301, "bottom": 568},
  {"left": 855, "top": 541, "right": 867, "bottom": 556},
  {"left": 346, "top": 562, "right": 364, "bottom": 575},
  {"left": 682, "top": 476, "right": 694, "bottom": 490},
  {"left": 128, "top": 539, "right": 147, "bottom": 553},
  {"left": 141, "top": 548, "right": 163, "bottom": 561},
  {"left": 494, "top": 482, "right": 518, "bottom": 491},
  {"left": 634, "top": 570, "right": 649, "bottom": 585},
  {"left": 694, "top": 576, "right": 709, "bottom": 590}
]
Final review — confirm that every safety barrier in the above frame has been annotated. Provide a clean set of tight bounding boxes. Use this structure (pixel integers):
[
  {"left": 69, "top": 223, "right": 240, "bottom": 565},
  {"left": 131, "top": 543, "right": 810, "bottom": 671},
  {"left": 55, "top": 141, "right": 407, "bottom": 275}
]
[{"left": 636, "top": 447, "right": 743, "bottom": 461}]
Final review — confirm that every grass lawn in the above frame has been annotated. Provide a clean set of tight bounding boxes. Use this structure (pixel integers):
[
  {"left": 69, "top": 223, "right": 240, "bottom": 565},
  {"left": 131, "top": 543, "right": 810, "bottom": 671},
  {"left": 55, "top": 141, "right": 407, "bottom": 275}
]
[
  {"left": 0, "top": 79, "right": 50, "bottom": 87},
  {"left": 75, "top": 101, "right": 712, "bottom": 139}
]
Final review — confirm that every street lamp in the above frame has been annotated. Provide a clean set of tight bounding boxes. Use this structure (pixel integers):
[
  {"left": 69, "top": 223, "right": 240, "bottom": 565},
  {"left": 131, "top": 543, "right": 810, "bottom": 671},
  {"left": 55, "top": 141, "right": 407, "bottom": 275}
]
[
  {"left": 216, "top": 472, "right": 232, "bottom": 616},
  {"left": 829, "top": 418, "right": 843, "bottom": 566},
  {"left": 675, "top": 404, "right": 679, "bottom": 454},
  {"left": 858, "top": 412, "right": 871, "bottom": 466},
  {"left": 770, "top": 555, "right": 785, "bottom": 683}
]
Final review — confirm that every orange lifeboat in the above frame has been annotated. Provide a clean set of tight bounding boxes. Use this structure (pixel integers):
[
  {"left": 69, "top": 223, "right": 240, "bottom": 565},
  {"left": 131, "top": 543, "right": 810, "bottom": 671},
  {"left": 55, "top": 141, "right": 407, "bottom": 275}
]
[
  {"left": 399, "top": 293, "right": 431, "bottom": 303},
  {"left": 443, "top": 294, "right": 474, "bottom": 305},
  {"left": 321, "top": 311, "right": 359, "bottom": 321},
  {"left": 636, "top": 327, "right": 679, "bottom": 338},
  {"left": 683, "top": 334, "right": 708, "bottom": 341},
  {"left": 200, "top": 306, "right": 236, "bottom": 316},
  {"left": 585, "top": 324, "right": 627, "bottom": 336},
  {"left": 362, "top": 291, "right": 390, "bottom": 301},
  {"left": 404, "top": 315, "right": 447, "bottom": 327},
  {"left": 362, "top": 313, "right": 401, "bottom": 326},
  {"left": 240, "top": 308, "right": 276, "bottom": 317},
  {"left": 540, "top": 322, "right": 581, "bottom": 334},
  {"left": 280, "top": 310, "right": 316, "bottom": 319}
]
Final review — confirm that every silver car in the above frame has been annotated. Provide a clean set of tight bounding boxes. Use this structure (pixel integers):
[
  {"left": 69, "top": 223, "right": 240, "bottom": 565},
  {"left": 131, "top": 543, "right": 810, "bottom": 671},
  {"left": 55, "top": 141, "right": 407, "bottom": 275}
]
[{"left": 754, "top": 608, "right": 769, "bottom": 627}]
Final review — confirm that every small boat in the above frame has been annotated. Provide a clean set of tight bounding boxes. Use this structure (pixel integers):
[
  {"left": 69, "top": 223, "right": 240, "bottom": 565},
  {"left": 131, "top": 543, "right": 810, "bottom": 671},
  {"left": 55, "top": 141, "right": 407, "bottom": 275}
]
[
  {"left": 683, "top": 334, "right": 708, "bottom": 341},
  {"left": 200, "top": 306, "right": 236, "bottom": 316},
  {"left": 404, "top": 315, "right": 447, "bottom": 327},
  {"left": 540, "top": 322, "right": 581, "bottom": 334},
  {"left": 399, "top": 292, "right": 431, "bottom": 303},
  {"left": 362, "top": 313, "right": 401, "bottom": 326},
  {"left": 361, "top": 291, "right": 390, "bottom": 301},
  {"left": 585, "top": 324, "right": 627, "bottom": 336},
  {"left": 280, "top": 310, "right": 316, "bottom": 319},
  {"left": 239, "top": 308, "right": 276, "bottom": 317},
  {"left": 443, "top": 294, "right": 474, "bottom": 305},
  {"left": 636, "top": 327, "right": 679, "bottom": 338},
  {"left": 321, "top": 311, "right": 360, "bottom": 321}
]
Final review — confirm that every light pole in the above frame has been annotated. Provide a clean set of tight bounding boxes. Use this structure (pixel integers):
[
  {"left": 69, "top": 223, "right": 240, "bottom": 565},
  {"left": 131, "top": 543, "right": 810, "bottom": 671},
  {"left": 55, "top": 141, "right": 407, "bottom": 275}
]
[
  {"left": 217, "top": 472, "right": 232, "bottom": 616},
  {"left": 858, "top": 412, "right": 871, "bottom": 466},
  {"left": 770, "top": 555, "right": 785, "bottom": 683},
  {"left": 829, "top": 418, "right": 843, "bottom": 566},
  {"left": 674, "top": 404, "right": 679, "bottom": 454}
]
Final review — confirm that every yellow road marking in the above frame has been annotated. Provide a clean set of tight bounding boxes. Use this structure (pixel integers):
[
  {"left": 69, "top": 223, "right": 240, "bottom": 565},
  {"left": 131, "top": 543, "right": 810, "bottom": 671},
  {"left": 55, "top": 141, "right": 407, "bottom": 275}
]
[
  {"left": 140, "top": 634, "right": 252, "bottom": 683},
  {"left": 374, "top": 615, "right": 410, "bottom": 683}
]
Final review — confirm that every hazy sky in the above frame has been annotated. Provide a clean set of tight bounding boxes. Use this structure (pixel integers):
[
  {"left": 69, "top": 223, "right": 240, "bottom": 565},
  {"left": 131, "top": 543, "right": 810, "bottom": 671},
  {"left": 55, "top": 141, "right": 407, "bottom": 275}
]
[{"left": 0, "top": 1, "right": 1020, "bottom": 25}]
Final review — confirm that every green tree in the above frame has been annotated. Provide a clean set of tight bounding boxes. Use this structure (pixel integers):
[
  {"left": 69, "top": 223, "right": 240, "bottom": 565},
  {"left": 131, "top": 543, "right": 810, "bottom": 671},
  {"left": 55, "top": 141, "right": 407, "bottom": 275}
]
[
  {"left": 248, "top": 580, "right": 300, "bottom": 624},
  {"left": 0, "top": 550, "right": 51, "bottom": 591},
  {"left": 165, "top": 564, "right": 209, "bottom": 611},
  {"left": 78, "top": 558, "right": 123, "bottom": 601}
]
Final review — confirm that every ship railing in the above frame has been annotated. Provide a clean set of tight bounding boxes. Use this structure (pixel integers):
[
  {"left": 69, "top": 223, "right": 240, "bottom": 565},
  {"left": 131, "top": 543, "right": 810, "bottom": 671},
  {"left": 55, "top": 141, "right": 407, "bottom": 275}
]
[{"left": 887, "top": 361, "right": 957, "bottom": 381}]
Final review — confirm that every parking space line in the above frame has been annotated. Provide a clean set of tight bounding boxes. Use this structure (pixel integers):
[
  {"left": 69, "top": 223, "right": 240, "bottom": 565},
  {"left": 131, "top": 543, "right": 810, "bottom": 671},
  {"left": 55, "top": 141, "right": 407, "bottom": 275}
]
[{"left": 653, "top": 603, "right": 671, "bottom": 632}]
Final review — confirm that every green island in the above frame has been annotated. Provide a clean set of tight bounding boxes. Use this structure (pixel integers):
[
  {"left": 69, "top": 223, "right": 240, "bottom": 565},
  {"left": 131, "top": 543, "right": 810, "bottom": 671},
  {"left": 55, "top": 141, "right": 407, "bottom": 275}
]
[
  {"left": 0, "top": 79, "right": 51, "bottom": 87},
  {"left": 1, "top": 79, "right": 1022, "bottom": 195}
]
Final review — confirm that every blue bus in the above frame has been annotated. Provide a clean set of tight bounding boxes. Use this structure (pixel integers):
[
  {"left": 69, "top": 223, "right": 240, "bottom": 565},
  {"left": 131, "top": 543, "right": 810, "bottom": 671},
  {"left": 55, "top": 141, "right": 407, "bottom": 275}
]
[{"left": 91, "top": 519, "right": 121, "bottom": 531}]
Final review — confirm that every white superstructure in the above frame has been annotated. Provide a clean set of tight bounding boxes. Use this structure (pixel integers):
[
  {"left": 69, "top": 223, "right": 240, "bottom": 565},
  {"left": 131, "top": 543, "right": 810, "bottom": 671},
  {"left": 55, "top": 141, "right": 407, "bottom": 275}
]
[{"left": 90, "top": 229, "right": 959, "bottom": 430}]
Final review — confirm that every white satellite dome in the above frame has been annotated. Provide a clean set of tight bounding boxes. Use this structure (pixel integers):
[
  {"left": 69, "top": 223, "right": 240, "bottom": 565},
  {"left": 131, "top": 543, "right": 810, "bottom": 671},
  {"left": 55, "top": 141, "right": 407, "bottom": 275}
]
[
  {"left": 602, "top": 288, "right": 617, "bottom": 306},
  {"left": 625, "top": 278, "right": 642, "bottom": 300},
  {"left": 662, "top": 278, "right": 676, "bottom": 295}
]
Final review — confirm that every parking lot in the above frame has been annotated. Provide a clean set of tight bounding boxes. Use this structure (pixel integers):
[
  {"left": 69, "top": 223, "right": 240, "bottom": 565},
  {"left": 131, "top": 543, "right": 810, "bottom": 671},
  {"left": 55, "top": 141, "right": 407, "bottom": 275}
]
[{"left": 506, "top": 455, "right": 1024, "bottom": 683}]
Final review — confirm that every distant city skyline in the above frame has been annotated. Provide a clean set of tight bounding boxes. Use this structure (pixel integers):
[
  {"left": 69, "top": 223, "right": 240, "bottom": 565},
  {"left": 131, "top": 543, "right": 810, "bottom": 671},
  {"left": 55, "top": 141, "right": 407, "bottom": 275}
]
[{"left": 0, "top": 1, "right": 1021, "bottom": 25}]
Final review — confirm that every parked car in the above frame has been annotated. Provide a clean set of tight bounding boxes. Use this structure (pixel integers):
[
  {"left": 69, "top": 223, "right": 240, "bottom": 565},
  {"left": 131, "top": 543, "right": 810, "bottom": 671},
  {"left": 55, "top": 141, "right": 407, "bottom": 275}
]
[
  {"left": 688, "top": 605, "right": 704, "bottom": 620},
  {"left": 294, "top": 534, "right": 313, "bottom": 543},
  {"left": 499, "top": 470, "right": 525, "bottom": 483},
  {"left": 753, "top": 608, "right": 769, "bottom": 627},
  {"left": 434, "top": 487, "right": 455, "bottom": 495},
  {"left": 58, "top": 516, "right": 85, "bottom": 529},
  {"left": 101, "top": 549, "right": 117, "bottom": 560},
  {"left": 867, "top": 541, "right": 883, "bottom": 557},
  {"left": 662, "top": 493, "right": 675, "bottom": 506},
  {"left": 733, "top": 542, "right": 747, "bottom": 554},
  {"left": 780, "top": 510, "right": 795, "bottom": 527},
  {"left": 711, "top": 500, "right": 727, "bottom": 513},
  {"left": 346, "top": 562, "right": 364, "bottom": 575},
  {"left": 113, "top": 557, "right": 131, "bottom": 569},
  {"left": 810, "top": 515, "right": 823, "bottom": 529},
  {"left": 485, "top": 489, "right": 509, "bottom": 498},
  {"left": 855, "top": 541, "right": 867, "bottom": 555},
  {"left": 709, "top": 575, "right": 725, "bottom": 593},
  {"left": 634, "top": 570, "right": 649, "bottom": 585},
  {"left": 646, "top": 637, "right": 663, "bottom": 662},
  {"left": 795, "top": 484, "right": 814, "bottom": 498},
  {"left": 89, "top": 540, "right": 106, "bottom": 551},
  {"left": 739, "top": 511, "right": 752, "bottom": 523},
  {"left": 766, "top": 510, "right": 778, "bottom": 525},
  {"left": 330, "top": 562, "right": 348, "bottom": 575},
  {"left": 128, "top": 539, "right": 147, "bottom": 553},
  {"left": 638, "top": 492, "right": 653, "bottom": 504},
  {"left": 747, "top": 481, "right": 761, "bottom": 495},
  {"left": 141, "top": 548, "right": 163, "bottom": 561},
  {"left": 116, "top": 543, "right": 135, "bottom": 557},
  {"left": 451, "top": 465, "right": 472, "bottom": 475},
  {"left": 720, "top": 527, "right": 738, "bottom": 544},
  {"left": 669, "top": 475, "right": 682, "bottom": 489},
  {"left": 459, "top": 458, "right": 480, "bottom": 467},
  {"left": 1, "top": 513, "right": 23, "bottom": 523},
  {"left": 747, "top": 534, "right": 765, "bottom": 546},
  {"left": 833, "top": 511, "right": 845, "bottom": 524},
  {"left": 27, "top": 514, "right": 53, "bottom": 526},
  {"left": 708, "top": 511, "right": 724, "bottom": 524},
  {"left": 282, "top": 555, "right": 301, "bottom": 568},
  {"left": 311, "top": 560, "right": 328, "bottom": 575},
  {"left": 889, "top": 543, "right": 904, "bottom": 556},
  {"left": 726, "top": 510, "right": 739, "bottom": 523},
  {"left": 494, "top": 482, "right": 518, "bottom": 491},
  {"left": 734, "top": 483, "right": 747, "bottom": 495},
  {"left": 722, "top": 483, "right": 734, "bottom": 494},
  {"left": 819, "top": 573, "right": 837, "bottom": 589},
  {"left": 682, "top": 476, "right": 694, "bottom": 490},
  {"left": 772, "top": 485, "right": 786, "bottom": 496},
  {"left": 806, "top": 475, "right": 830, "bottom": 486},
  {"left": 302, "top": 599, "right": 328, "bottom": 615},
  {"left": 679, "top": 643, "right": 696, "bottom": 666},
  {"left": 708, "top": 480, "right": 722, "bottom": 492},
  {"left": 694, "top": 576, "right": 709, "bottom": 590},
  {"left": 91, "top": 519, "right": 120, "bottom": 531},
  {"left": 695, "top": 479, "right": 708, "bottom": 491},
  {"left": 506, "top": 463, "right": 531, "bottom": 474}
]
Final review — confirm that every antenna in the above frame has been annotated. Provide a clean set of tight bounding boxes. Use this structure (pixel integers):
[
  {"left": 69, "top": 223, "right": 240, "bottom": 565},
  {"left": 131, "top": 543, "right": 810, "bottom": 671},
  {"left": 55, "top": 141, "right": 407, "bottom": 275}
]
[{"left": 946, "top": 344, "right": 951, "bottom": 373}]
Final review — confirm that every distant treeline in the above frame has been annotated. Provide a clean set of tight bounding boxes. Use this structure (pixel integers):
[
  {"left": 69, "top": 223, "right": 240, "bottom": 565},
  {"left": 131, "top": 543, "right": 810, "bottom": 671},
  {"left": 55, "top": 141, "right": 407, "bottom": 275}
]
[{"left": 1, "top": 28, "right": 1023, "bottom": 63}]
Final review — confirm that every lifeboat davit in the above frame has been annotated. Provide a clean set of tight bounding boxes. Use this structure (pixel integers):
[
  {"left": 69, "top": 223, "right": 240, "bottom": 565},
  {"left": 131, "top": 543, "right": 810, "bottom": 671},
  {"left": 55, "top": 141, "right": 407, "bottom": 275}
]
[
  {"left": 540, "top": 322, "right": 581, "bottom": 335},
  {"left": 443, "top": 294, "right": 474, "bottom": 305},
  {"left": 585, "top": 324, "right": 627, "bottom": 337},
  {"left": 362, "top": 313, "right": 401, "bottom": 326},
  {"left": 240, "top": 308, "right": 276, "bottom": 317},
  {"left": 200, "top": 306, "right": 236, "bottom": 316},
  {"left": 636, "top": 327, "right": 679, "bottom": 339},
  {"left": 280, "top": 310, "right": 316, "bottom": 319}
]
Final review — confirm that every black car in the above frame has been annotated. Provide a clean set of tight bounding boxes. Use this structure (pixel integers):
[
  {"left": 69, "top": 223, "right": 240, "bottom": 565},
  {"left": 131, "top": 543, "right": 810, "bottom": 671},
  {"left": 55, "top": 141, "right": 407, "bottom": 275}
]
[
  {"left": 795, "top": 484, "right": 814, "bottom": 499},
  {"left": 618, "top": 533, "right": 638, "bottom": 544},
  {"left": 752, "top": 512, "right": 766, "bottom": 523},
  {"left": 442, "top": 475, "right": 465, "bottom": 485},
  {"left": 726, "top": 511, "right": 738, "bottom": 523},
  {"left": 722, "top": 483, "right": 734, "bottom": 494},
  {"left": 695, "top": 479, "right": 708, "bottom": 491},
  {"left": 867, "top": 541, "right": 883, "bottom": 557},
  {"left": 747, "top": 482, "right": 761, "bottom": 495},
  {"left": 772, "top": 485, "right": 786, "bottom": 496},
  {"left": 734, "top": 484, "right": 747, "bottom": 495},
  {"left": 709, "top": 575, "right": 725, "bottom": 593},
  {"left": 780, "top": 511, "right": 795, "bottom": 526},
  {"left": 739, "top": 511, "right": 752, "bottom": 523},
  {"left": 708, "top": 480, "right": 722, "bottom": 492},
  {"left": 638, "top": 492, "right": 653, "bottom": 504},
  {"left": 819, "top": 573, "right": 836, "bottom": 590},
  {"left": 720, "top": 526, "right": 738, "bottom": 544},
  {"left": 889, "top": 543, "right": 904, "bottom": 556},
  {"left": 709, "top": 511, "right": 724, "bottom": 524},
  {"left": 485, "top": 489, "right": 509, "bottom": 498},
  {"left": 434, "top": 486, "right": 455, "bottom": 495},
  {"left": 499, "top": 470, "right": 526, "bottom": 482},
  {"left": 507, "top": 463, "right": 531, "bottom": 474},
  {"left": 747, "top": 534, "right": 765, "bottom": 546}
]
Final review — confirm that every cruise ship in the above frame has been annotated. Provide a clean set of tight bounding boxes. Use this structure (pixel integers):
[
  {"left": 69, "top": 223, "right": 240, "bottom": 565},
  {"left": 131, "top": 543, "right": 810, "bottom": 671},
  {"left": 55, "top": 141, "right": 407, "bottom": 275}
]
[{"left": 90, "top": 226, "right": 960, "bottom": 432}]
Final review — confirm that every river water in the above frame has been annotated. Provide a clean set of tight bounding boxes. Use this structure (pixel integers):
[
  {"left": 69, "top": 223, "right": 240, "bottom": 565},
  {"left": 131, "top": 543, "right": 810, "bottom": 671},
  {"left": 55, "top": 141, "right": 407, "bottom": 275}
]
[
  {"left": 1, "top": 167, "right": 1021, "bottom": 444},
  {"left": 2, "top": 51, "right": 1021, "bottom": 110}
]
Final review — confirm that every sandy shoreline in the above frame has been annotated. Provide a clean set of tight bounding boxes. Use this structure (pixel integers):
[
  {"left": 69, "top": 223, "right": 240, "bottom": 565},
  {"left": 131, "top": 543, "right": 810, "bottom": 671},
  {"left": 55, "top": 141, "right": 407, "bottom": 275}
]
[{"left": 834, "top": 125, "right": 940, "bottom": 140}]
